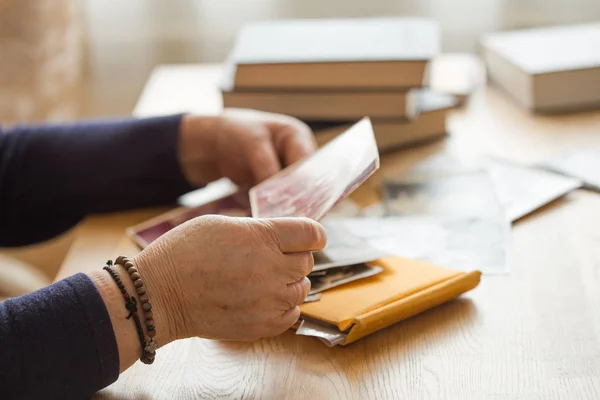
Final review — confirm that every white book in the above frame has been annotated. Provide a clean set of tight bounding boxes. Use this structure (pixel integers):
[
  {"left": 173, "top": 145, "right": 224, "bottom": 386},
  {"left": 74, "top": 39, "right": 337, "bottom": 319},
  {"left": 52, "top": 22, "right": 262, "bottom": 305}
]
[
  {"left": 481, "top": 23, "right": 600, "bottom": 112},
  {"left": 225, "top": 18, "right": 439, "bottom": 89}
]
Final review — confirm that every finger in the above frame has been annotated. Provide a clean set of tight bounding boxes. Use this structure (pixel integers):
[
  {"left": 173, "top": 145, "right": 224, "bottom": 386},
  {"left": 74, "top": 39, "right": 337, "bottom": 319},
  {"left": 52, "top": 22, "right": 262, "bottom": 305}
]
[
  {"left": 281, "top": 252, "right": 314, "bottom": 283},
  {"left": 268, "top": 119, "right": 317, "bottom": 166},
  {"left": 278, "top": 306, "right": 302, "bottom": 333},
  {"left": 285, "top": 277, "right": 311, "bottom": 307},
  {"left": 253, "top": 302, "right": 302, "bottom": 339},
  {"left": 248, "top": 138, "right": 282, "bottom": 183},
  {"left": 262, "top": 307, "right": 301, "bottom": 338},
  {"left": 267, "top": 217, "right": 327, "bottom": 253}
]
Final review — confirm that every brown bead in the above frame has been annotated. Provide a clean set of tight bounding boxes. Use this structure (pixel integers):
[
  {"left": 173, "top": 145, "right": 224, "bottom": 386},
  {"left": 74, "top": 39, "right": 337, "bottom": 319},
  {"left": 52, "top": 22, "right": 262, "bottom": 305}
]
[
  {"left": 127, "top": 266, "right": 137, "bottom": 275},
  {"left": 144, "top": 311, "right": 153, "bottom": 320},
  {"left": 147, "top": 329, "right": 156, "bottom": 338},
  {"left": 136, "top": 286, "right": 146, "bottom": 295},
  {"left": 115, "top": 256, "right": 127, "bottom": 265},
  {"left": 130, "top": 272, "right": 141, "bottom": 281},
  {"left": 139, "top": 294, "right": 149, "bottom": 303},
  {"left": 145, "top": 340, "right": 158, "bottom": 353},
  {"left": 134, "top": 279, "right": 143, "bottom": 288},
  {"left": 142, "top": 302, "right": 152, "bottom": 311},
  {"left": 144, "top": 356, "right": 155, "bottom": 364},
  {"left": 147, "top": 351, "right": 156, "bottom": 357},
  {"left": 145, "top": 318, "right": 155, "bottom": 326},
  {"left": 141, "top": 355, "right": 154, "bottom": 365},
  {"left": 124, "top": 261, "right": 134, "bottom": 269}
]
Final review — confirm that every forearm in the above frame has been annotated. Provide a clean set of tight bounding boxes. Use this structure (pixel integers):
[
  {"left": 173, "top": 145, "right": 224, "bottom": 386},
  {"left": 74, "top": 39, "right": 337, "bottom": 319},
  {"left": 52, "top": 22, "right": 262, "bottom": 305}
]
[
  {"left": 0, "top": 264, "right": 177, "bottom": 398},
  {"left": 90, "top": 270, "right": 144, "bottom": 372},
  {"left": 89, "top": 262, "right": 175, "bottom": 372},
  {"left": 0, "top": 115, "right": 194, "bottom": 246}
]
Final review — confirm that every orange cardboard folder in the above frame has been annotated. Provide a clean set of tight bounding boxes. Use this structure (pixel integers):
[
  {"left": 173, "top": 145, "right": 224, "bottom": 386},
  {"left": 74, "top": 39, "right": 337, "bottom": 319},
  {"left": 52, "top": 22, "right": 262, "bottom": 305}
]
[{"left": 300, "top": 256, "right": 481, "bottom": 345}]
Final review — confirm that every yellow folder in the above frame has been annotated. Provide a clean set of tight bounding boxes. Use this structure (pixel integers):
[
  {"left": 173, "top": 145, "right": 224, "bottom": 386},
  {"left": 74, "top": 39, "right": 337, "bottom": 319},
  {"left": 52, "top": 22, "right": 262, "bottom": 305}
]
[{"left": 300, "top": 256, "right": 481, "bottom": 345}]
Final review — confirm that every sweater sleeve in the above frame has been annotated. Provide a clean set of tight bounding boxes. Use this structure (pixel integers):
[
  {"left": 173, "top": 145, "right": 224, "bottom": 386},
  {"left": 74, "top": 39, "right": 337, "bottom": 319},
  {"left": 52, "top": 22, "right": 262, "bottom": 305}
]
[
  {"left": 0, "top": 273, "right": 119, "bottom": 399},
  {"left": 0, "top": 115, "right": 194, "bottom": 246}
]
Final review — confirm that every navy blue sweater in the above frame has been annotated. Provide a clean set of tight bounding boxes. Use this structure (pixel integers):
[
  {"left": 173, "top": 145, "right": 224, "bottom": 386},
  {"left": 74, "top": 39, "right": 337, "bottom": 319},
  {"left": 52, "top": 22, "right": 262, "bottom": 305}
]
[{"left": 0, "top": 115, "right": 193, "bottom": 399}]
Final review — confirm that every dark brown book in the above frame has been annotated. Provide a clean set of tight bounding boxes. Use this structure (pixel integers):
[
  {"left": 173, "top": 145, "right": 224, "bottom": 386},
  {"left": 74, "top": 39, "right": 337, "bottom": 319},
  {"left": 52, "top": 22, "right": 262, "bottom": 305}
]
[
  {"left": 310, "top": 91, "right": 457, "bottom": 153},
  {"left": 224, "top": 18, "right": 439, "bottom": 90},
  {"left": 222, "top": 89, "right": 418, "bottom": 121}
]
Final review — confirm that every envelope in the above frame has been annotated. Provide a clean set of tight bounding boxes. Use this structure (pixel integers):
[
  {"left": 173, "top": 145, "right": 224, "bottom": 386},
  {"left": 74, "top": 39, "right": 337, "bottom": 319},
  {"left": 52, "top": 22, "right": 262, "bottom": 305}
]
[{"left": 300, "top": 256, "right": 481, "bottom": 345}]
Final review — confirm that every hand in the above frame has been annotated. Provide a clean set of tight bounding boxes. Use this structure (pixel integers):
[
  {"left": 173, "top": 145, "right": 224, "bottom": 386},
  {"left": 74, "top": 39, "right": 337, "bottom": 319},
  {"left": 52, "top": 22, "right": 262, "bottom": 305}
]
[
  {"left": 133, "top": 215, "right": 327, "bottom": 342},
  {"left": 178, "top": 109, "right": 316, "bottom": 187}
]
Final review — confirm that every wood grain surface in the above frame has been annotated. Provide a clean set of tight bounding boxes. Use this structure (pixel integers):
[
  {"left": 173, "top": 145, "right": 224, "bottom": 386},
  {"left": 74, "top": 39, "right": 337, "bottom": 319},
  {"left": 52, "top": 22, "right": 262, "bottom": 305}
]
[{"left": 56, "top": 65, "right": 600, "bottom": 399}]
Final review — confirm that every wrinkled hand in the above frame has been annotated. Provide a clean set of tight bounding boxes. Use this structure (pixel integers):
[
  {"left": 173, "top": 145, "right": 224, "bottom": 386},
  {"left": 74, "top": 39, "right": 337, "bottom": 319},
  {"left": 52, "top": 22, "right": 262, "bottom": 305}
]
[
  {"left": 179, "top": 109, "right": 316, "bottom": 187},
  {"left": 133, "top": 215, "right": 327, "bottom": 342}
]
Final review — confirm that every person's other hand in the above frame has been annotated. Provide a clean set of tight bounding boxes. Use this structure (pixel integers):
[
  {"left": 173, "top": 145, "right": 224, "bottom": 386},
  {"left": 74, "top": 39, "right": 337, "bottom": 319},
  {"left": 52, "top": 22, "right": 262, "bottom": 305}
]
[
  {"left": 178, "top": 109, "right": 316, "bottom": 187},
  {"left": 133, "top": 215, "right": 327, "bottom": 342}
]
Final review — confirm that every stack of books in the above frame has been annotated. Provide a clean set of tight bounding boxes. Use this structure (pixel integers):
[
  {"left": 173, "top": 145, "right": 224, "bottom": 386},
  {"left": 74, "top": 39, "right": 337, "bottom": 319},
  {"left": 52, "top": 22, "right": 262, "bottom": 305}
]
[
  {"left": 221, "top": 18, "right": 465, "bottom": 153},
  {"left": 481, "top": 23, "right": 600, "bottom": 113}
]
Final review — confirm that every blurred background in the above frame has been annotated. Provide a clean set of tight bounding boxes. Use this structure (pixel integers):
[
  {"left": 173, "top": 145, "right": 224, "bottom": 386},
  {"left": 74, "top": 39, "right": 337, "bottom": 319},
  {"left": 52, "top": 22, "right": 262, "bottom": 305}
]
[{"left": 1, "top": 0, "right": 600, "bottom": 122}]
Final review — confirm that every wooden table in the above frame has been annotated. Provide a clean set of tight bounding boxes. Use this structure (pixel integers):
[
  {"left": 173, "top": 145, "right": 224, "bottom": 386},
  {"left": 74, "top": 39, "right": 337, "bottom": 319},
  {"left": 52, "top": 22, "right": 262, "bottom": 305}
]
[{"left": 59, "top": 64, "right": 600, "bottom": 399}]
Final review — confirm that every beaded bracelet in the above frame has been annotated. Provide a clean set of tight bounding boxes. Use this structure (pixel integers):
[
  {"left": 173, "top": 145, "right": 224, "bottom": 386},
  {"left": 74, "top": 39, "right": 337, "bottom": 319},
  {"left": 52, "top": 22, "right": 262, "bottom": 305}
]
[
  {"left": 114, "top": 256, "right": 158, "bottom": 363},
  {"left": 103, "top": 262, "right": 153, "bottom": 364}
]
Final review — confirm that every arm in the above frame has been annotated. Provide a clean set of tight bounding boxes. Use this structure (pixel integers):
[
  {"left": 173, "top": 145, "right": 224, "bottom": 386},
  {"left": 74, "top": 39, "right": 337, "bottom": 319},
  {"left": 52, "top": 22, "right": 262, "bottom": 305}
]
[
  {"left": 0, "top": 110, "right": 322, "bottom": 398},
  {"left": 0, "top": 115, "right": 193, "bottom": 246},
  {"left": 0, "top": 215, "right": 326, "bottom": 399},
  {"left": 0, "top": 110, "right": 316, "bottom": 247},
  {"left": 0, "top": 269, "right": 173, "bottom": 399},
  {"left": 0, "top": 274, "right": 120, "bottom": 399}
]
